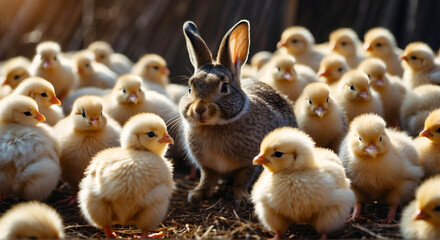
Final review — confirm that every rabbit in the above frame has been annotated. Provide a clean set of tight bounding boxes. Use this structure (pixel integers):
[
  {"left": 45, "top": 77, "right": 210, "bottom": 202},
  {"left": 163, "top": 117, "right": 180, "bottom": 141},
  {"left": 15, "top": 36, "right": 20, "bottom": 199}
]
[{"left": 180, "top": 20, "right": 296, "bottom": 205}]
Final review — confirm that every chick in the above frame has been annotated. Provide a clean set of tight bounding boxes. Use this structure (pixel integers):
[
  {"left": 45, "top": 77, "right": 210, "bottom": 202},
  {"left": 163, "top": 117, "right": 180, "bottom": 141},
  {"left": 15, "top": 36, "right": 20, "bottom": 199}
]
[
  {"left": 252, "top": 127, "right": 354, "bottom": 239},
  {"left": 55, "top": 95, "right": 121, "bottom": 204},
  {"left": 329, "top": 28, "right": 364, "bottom": 68},
  {"left": 251, "top": 51, "right": 273, "bottom": 72},
  {"left": 401, "top": 42, "right": 440, "bottom": 89},
  {"left": 363, "top": 27, "right": 403, "bottom": 77},
  {"left": 335, "top": 70, "right": 383, "bottom": 122},
  {"left": 12, "top": 77, "right": 63, "bottom": 126},
  {"left": 339, "top": 114, "right": 423, "bottom": 223},
  {"left": 88, "top": 41, "right": 133, "bottom": 75},
  {"left": 1, "top": 56, "right": 31, "bottom": 90},
  {"left": 0, "top": 201, "right": 64, "bottom": 239},
  {"left": 400, "top": 176, "right": 440, "bottom": 239},
  {"left": 357, "top": 58, "right": 406, "bottom": 126},
  {"left": 400, "top": 84, "right": 440, "bottom": 136},
  {"left": 78, "top": 113, "right": 174, "bottom": 238},
  {"left": 277, "top": 26, "right": 325, "bottom": 71},
  {"left": 30, "top": 41, "right": 78, "bottom": 101},
  {"left": 294, "top": 82, "right": 347, "bottom": 152},
  {"left": 72, "top": 50, "right": 117, "bottom": 89},
  {"left": 318, "top": 53, "right": 350, "bottom": 88},
  {"left": 414, "top": 109, "right": 440, "bottom": 178},
  {"left": 0, "top": 95, "right": 60, "bottom": 201},
  {"left": 259, "top": 54, "right": 317, "bottom": 101}
]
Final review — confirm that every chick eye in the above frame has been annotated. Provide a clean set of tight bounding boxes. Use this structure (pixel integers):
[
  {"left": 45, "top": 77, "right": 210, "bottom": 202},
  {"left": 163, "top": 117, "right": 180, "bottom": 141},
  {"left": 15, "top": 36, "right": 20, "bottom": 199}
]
[
  {"left": 349, "top": 84, "right": 355, "bottom": 90},
  {"left": 24, "top": 111, "right": 32, "bottom": 116},
  {"left": 410, "top": 56, "right": 418, "bottom": 60},
  {"left": 277, "top": 67, "right": 281, "bottom": 72},
  {"left": 122, "top": 88, "right": 126, "bottom": 93},
  {"left": 291, "top": 39, "right": 298, "bottom": 44},
  {"left": 220, "top": 82, "right": 228, "bottom": 93},
  {"left": 81, "top": 110, "right": 86, "bottom": 118},
  {"left": 367, "top": 74, "right": 371, "bottom": 79},
  {"left": 433, "top": 206, "right": 440, "bottom": 212},
  {"left": 139, "top": 88, "right": 142, "bottom": 92},
  {"left": 436, "top": 128, "right": 440, "bottom": 133},
  {"left": 146, "top": 131, "right": 156, "bottom": 138},
  {"left": 341, "top": 41, "right": 347, "bottom": 46},
  {"left": 188, "top": 86, "right": 191, "bottom": 94},
  {"left": 375, "top": 43, "right": 382, "bottom": 47},
  {"left": 153, "top": 66, "right": 159, "bottom": 70},
  {"left": 273, "top": 151, "right": 284, "bottom": 158},
  {"left": 379, "top": 136, "right": 382, "bottom": 142},
  {"left": 40, "top": 92, "right": 48, "bottom": 97},
  {"left": 358, "top": 136, "right": 362, "bottom": 142},
  {"left": 85, "top": 63, "right": 90, "bottom": 68},
  {"left": 53, "top": 56, "right": 57, "bottom": 61},
  {"left": 326, "top": 97, "right": 329, "bottom": 103},
  {"left": 13, "top": 74, "right": 20, "bottom": 80},
  {"left": 100, "top": 54, "right": 105, "bottom": 59},
  {"left": 338, "top": 67, "right": 343, "bottom": 72},
  {"left": 308, "top": 99, "right": 312, "bottom": 105}
]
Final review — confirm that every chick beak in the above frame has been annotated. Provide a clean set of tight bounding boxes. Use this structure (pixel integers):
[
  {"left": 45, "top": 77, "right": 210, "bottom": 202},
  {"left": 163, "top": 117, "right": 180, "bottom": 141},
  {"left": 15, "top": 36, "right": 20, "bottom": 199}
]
[
  {"left": 128, "top": 93, "right": 138, "bottom": 104},
  {"left": 400, "top": 55, "right": 408, "bottom": 61},
  {"left": 282, "top": 72, "right": 293, "bottom": 81},
  {"left": 89, "top": 117, "right": 99, "bottom": 128},
  {"left": 374, "top": 78, "right": 384, "bottom": 86},
  {"left": 162, "top": 67, "right": 170, "bottom": 76},
  {"left": 364, "top": 144, "right": 379, "bottom": 158},
  {"left": 318, "top": 71, "right": 330, "bottom": 77},
  {"left": 314, "top": 106, "right": 327, "bottom": 118},
  {"left": 2, "top": 79, "right": 8, "bottom": 86},
  {"left": 42, "top": 61, "right": 51, "bottom": 69},
  {"left": 77, "top": 67, "right": 83, "bottom": 73},
  {"left": 253, "top": 155, "right": 270, "bottom": 165},
  {"left": 277, "top": 41, "right": 287, "bottom": 48},
  {"left": 358, "top": 91, "right": 369, "bottom": 100},
  {"left": 50, "top": 96, "right": 61, "bottom": 105},
  {"left": 329, "top": 43, "right": 336, "bottom": 51},
  {"left": 414, "top": 209, "right": 429, "bottom": 220},
  {"left": 419, "top": 129, "right": 434, "bottom": 138},
  {"left": 363, "top": 44, "right": 372, "bottom": 52},
  {"left": 158, "top": 133, "right": 174, "bottom": 145},
  {"left": 35, "top": 112, "right": 46, "bottom": 122}
]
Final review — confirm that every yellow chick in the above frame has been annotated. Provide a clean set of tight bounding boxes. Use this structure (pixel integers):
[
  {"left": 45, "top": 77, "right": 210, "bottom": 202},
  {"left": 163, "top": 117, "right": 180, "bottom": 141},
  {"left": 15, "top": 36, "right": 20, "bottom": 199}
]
[
  {"left": 30, "top": 41, "right": 78, "bottom": 101},
  {"left": 318, "top": 53, "right": 350, "bottom": 88},
  {"left": 72, "top": 50, "right": 117, "bottom": 89},
  {"left": 357, "top": 58, "right": 406, "bottom": 126},
  {"left": 400, "top": 84, "right": 440, "bottom": 136},
  {"left": 12, "top": 77, "right": 63, "bottom": 126},
  {"left": 251, "top": 51, "right": 273, "bottom": 72},
  {"left": 277, "top": 26, "right": 325, "bottom": 71},
  {"left": 294, "top": 82, "right": 347, "bottom": 152},
  {"left": 1, "top": 56, "right": 31, "bottom": 90},
  {"left": 335, "top": 70, "right": 383, "bottom": 122},
  {"left": 329, "top": 28, "right": 364, "bottom": 68},
  {"left": 78, "top": 113, "right": 174, "bottom": 238},
  {"left": 0, "top": 95, "right": 60, "bottom": 201},
  {"left": 363, "top": 27, "right": 403, "bottom": 77},
  {"left": 414, "top": 109, "right": 440, "bottom": 178},
  {"left": 401, "top": 42, "right": 440, "bottom": 89},
  {"left": 400, "top": 176, "right": 440, "bottom": 239},
  {"left": 55, "top": 95, "right": 121, "bottom": 204},
  {"left": 0, "top": 201, "right": 64, "bottom": 239},
  {"left": 259, "top": 54, "right": 317, "bottom": 101},
  {"left": 252, "top": 127, "right": 354, "bottom": 239},
  {"left": 339, "top": 114, "right": 423, "bottom": 223},
  {"left": 88, "top": 41, "right": 133, "bottom": 75}
]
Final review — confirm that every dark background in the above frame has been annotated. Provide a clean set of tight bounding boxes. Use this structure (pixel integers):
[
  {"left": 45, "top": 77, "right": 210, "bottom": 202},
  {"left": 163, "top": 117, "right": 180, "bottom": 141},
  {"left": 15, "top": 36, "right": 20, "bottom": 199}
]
[{"left": 1, "top": 0, "right": 439, "bottom": 83}]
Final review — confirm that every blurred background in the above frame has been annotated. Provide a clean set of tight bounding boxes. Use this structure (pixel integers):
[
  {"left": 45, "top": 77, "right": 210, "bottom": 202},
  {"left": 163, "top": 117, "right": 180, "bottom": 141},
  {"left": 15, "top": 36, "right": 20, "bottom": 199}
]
[{"left": 0, "top": 0, "right": 439, "bottom": 83}]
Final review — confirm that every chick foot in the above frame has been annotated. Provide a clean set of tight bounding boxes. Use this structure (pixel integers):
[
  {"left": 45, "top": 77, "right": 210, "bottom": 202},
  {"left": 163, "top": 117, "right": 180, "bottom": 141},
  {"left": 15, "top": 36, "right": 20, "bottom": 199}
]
[
  {"left": 133, "top": 231, "right": 165, "bottom": 238},
  {"left": 346, "top": 202, "right": 366, "bottom": 222},
  {"left": 55, "top": 194, "right": 78, "bottom": 206},
  {"left": 380, "top": 205, "right": 397, "bottom": 223},
  {"left": 104, "top": 226, "right": 118, "bottom": 238}
]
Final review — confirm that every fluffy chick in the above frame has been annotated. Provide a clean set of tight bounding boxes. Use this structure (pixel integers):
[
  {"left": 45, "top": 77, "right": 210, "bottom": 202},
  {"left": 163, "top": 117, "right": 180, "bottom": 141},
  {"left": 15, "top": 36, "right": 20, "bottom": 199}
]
[
  {"left": 12, "top": 77, "right": 63, "bottom": 126},
  {"left": 401, "top": 42, "right": 440, "bottom": 89},
  {"left": 0, "top": 95, "right": 60, "bottom": 201},
  {"left": 78, "top": 113, "right": 174, "bottom": 238},
  {"left": 329, "top": 28, "right": 364, "bottom": 68},
  {"left": 363, "top": 27, "right": 403, "bottom": 77},
  {"left": 0, "top": 201, "right": 64, "bottom": 239},
  {"left": 318, "top": 53, "right": 350, "bottom": 88},
  {"left": 357, "top": 58, "right": 406, "bottom": 126},
  {"left": 2, "top": 56, "right": 31, "bottom": 90},
  {"left": 55, "top": 96, "right": 121, "bottom": 203},
  {"left": 414, "top": 109, "right": 440, "bottom": 178},
  {"left": 72, "top": 50, "right": 117, "bottom": 89},
  {"left": 88, "top": 41, "right": 133, "bottom": 75},
  {"left": 277, "top": 26, "right": 325, "bottom": 71},
  {"left": 251, "top": 51, "right": 273, "bottom": 72},
  {"left": 335, "top": 70, "right": 383, "bottom": 122},
  {"left": 339, "top": 114, "right": 423, "bottom": 223},
  {"left": 30, "top": 41, "right": 78, "bottom": 100},
  {"left": 259, "top": 54, "right": 317, "bottom": 101},
  {"left": 400, "top": 84, "right": 440, "bottom": 136},
  {"left": 252, "top": 127, "right": 354, "bottom": 239},
  {"left": 400, "top": 176, "right": 440, "bottom": 239},
  {"left": 294, "top": 82, "right": 347, "bottom": 152}
]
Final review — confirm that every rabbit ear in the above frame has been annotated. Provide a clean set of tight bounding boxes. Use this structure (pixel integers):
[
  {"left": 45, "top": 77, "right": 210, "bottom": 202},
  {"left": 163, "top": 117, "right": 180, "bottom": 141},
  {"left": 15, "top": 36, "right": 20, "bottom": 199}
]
[
  {"left": 217, "top": 20, "right": 250, "bottom": 79},
  {"left": 183, "top": 21, "right": 213, "bottom": 70}
]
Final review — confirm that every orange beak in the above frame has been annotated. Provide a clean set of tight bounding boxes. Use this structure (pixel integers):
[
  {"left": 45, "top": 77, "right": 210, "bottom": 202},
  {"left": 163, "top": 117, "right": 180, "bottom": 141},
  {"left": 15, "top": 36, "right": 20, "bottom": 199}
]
[
  {"left": 318, "top": 70, "right": 330, "bottom": 77},
  {"left": 128, "top": 93, "right": 138, "bottom": 104},
  {"left": 158, "top": 133, "right": 174, "bottom": 144},
  {"left": 277, "top": 40, "right": 287, "bottom": 48},
  {"left": 2, "top": 79, "right": 8, "bottom": 86},
  {"left": 419, "top": 129, "right": 433, "bottom": 138},
  {"left": 162, "top": 67, "right": 170, "bottom": 76},
  {"left": 253, "top": 155, "right": 270, "bottom": 165},
  {"left": 89, "top": 117, "right": 99, "bottom": 128},
  {"left": 329, "top": 43, "right": 336, "bottom": 51},
  {"left": 35, "top": 112, "right": 46, "bottom": 122},
  {"left": 50, "top": 96, "right": 61, "bottom": 105},
  {"left": 414, "top": 209, "right": 429, "bottom": 220},
  {"left": 77, "top": 67, "right": 83, "bottom": 73},
  {"left": 400, "top": 55, "right": 408, "bottom": 61},
  {"left": 363, "top": 44, "right": 372, "bottom": 52}
]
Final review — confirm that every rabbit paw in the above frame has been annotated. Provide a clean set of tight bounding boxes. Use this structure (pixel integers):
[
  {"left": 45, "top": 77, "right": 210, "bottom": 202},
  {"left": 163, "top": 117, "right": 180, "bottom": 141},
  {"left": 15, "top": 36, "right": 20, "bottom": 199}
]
[
  {"left": 188, "top": 189, "right": 209, "bottom": 203},
  {"left": 234, "top": 190, "right": 250, "bottom": 206}
]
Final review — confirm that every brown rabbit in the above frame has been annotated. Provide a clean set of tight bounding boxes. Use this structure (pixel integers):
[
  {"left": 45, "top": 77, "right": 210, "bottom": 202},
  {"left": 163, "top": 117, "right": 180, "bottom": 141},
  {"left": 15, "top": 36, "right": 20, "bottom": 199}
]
[{"left": 180, "top": 20, "right": 296, "bottom": 204}]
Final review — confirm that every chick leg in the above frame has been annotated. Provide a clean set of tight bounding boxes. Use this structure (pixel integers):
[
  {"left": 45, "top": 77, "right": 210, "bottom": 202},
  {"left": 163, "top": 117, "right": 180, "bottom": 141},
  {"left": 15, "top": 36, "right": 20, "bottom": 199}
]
[
  {"left": 381, "top": 205, "right": 397, "bottom": 223},
  {"left": 188, "top": 167, "right": 219, "bottom": 203},
  {"left": 233, "top": 166, "right": 253, "bottom": 206},
  {"left": 347, "top": 202, "right": 366, "bottom": 222},
  {"left": 133, "top": 231, "right": 165, "bottom": 238},
  {"left": 56, "top": 191, "right": 78, "bottom": 206},
  {"left": 104, "top": 226, "right": 118, "bottom": 238}
]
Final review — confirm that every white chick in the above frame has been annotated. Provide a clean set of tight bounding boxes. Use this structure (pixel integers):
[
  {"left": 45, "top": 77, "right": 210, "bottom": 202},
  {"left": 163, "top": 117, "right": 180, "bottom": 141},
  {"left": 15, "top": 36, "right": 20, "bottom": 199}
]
[
  {"left": 88, "top": 41, "right": 133, "bottom": 75},
  {"left": 72, "top": 50, "right": 117, "bottom": 89},
  {"left": 78, "top": 113, "right": 174, "bottom": 238},
  {"left": 0, "top": 95, "right": 60, "bottom": 201},
  {"left": 329, "top": 28, "right": 364, "bottom": 68},
  {"left": 0, "top": 201, "right": 64, "bottom": 239},
  {"left": 252, "top": 127, "right": 354, "bottom": 239},
  {"left": 339, "top": 114, "right": 423, "bottom": 223}
]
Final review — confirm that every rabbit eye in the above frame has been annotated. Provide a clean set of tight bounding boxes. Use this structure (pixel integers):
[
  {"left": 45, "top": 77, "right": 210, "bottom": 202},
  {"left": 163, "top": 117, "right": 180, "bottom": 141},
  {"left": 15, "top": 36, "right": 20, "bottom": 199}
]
[
  {"left": 13, "top": 74, "right": 20, "bottom": 80},
  {"left": 273, "top": 151, "right": 284, "bottom": 158},
  {"left": 40, "top": 92, "right": 48, "bottom": 97},
  {"left": 349, "top": 84, "right": 355, "bottom": 90},
  {"left": 146, "top": 131, "right": 156, "bottom": 138},
  {"left": 308, "top": 99, "right": 312, "bottom": 105},
  {"left": 338, "top": 67, "right": 343, "bottom": 72},
  {"left": 277, "top": 67, "right": 281, "bottom": 72},
  {"left": 220, "top": 82, "right": 228, "bottom": 93},
  {"left": 411, "top": 56, "right": 418, "bottom": 60},
  {"left": 188, "top": 86, "right": 191, "bottom": 94},
  {"left": 122, "top": 88, "right": 126, "bottom": 93},
  {"left": 81, "top": 110, "right": 86, "bottom": 118},
  {"left": 100, "top": 54, "right": 106, "bottom": 59},
  {"left": 24, "top": 111, "right": 32, "bottom": 116}
]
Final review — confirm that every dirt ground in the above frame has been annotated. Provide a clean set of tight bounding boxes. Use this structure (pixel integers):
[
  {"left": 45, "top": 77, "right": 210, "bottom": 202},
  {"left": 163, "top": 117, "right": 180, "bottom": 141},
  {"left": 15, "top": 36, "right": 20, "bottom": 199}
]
[{"left": 0, "top": 169, "right": 403, "bottom": 239}]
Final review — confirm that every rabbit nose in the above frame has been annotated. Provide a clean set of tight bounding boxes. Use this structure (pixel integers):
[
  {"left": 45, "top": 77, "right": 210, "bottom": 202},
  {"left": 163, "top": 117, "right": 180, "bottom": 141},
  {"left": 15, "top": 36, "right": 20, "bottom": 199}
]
[{"left": 195, "top": 105, "right": 207, "bottom": 114}]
